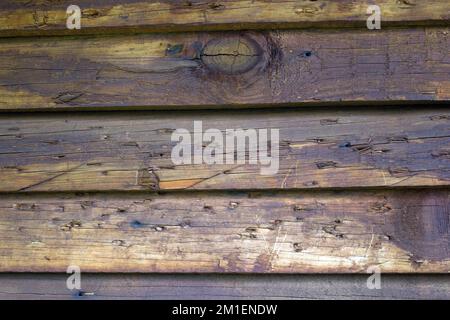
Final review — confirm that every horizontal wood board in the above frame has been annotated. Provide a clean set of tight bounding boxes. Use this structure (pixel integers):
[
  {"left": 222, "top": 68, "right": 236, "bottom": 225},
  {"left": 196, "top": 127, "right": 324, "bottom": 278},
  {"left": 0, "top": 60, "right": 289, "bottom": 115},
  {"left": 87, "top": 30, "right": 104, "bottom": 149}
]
[
  {"left": 0, "top": 1, "right": 448, "bottom": 37},
  {"left": 0, "top": 189, "right": 448, "bottom": 273},
  {"left": 0, "top": 273, "right": 449, "bottom": 300},
  {"left": 0, "top": 108, "right": 450, "bottom": 192},
  {"left": 0, "top": 28, "right": 448, "bottom": 111}
]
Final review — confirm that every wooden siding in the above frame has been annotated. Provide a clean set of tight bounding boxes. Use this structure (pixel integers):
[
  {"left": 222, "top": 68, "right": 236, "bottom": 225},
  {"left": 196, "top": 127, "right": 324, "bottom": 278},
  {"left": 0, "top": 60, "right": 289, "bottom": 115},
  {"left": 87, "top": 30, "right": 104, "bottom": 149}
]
[{"left": 0, "top": 1, "right": 449, "bottom": 299}]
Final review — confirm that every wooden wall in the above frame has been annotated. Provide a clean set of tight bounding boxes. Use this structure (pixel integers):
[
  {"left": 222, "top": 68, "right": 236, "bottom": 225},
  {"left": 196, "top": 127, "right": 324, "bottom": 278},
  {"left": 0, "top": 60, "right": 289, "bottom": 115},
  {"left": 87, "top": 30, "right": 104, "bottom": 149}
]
[{"left": 0, "top": 0, "right": 449, "bottom": 299}]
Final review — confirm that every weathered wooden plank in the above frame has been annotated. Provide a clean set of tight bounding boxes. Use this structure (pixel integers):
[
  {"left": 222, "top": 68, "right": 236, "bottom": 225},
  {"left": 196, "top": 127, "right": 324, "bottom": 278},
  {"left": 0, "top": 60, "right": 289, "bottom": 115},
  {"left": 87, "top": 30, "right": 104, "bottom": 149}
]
[
  {"left": 0, "top": 28, "right": 448, "bottom": 111},
  {"left": 1, "top": 108, "right": 450, "bottom": 192},
  {"left": 0, "top": 1, "right": 448, "bottom": 37},
  {"left": 0, "top": 189, "right": 449, "bottom": 273},
  {"left": 0, "top": 273, "right": 449, "bottom": 300}
]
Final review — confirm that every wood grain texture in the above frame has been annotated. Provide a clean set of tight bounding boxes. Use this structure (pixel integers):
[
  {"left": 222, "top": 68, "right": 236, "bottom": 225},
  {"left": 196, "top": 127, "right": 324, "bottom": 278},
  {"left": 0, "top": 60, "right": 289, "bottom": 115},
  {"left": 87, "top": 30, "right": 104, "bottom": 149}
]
[
  {"left": 1, "top": 274, "right": 449, "bottom": 300},
  {"left": 0, "top": 1, "right": 448, "bottom": 37},
  {"left": 0, "top": 28, "right": 448, "bottom": 111},
  {"left": 0, "top": 189, "right": 449, "bottom": 273},
  {"left": 1, "top": 108, "right": 450, "bottom": 192}
]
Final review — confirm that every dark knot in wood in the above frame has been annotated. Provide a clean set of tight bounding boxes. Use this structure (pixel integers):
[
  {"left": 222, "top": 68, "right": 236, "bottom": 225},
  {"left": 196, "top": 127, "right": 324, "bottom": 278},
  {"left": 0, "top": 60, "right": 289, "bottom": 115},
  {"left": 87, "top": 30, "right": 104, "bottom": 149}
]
[{"left": 201, "top": 36, "right": 262, "bottom": 75}]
